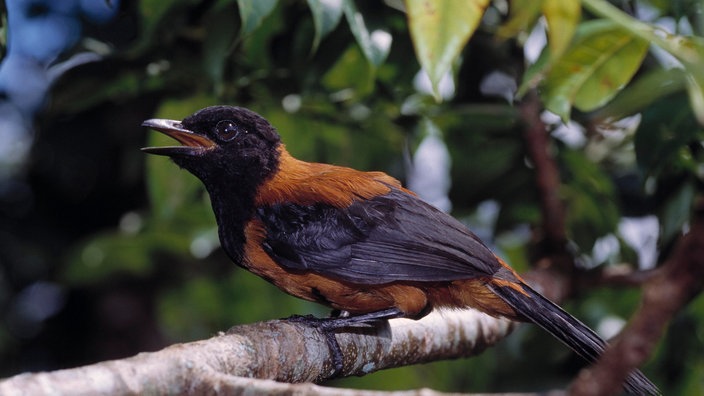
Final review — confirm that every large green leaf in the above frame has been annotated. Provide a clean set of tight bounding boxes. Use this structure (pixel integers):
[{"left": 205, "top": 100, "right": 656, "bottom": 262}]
[
  {"left": 405, "top": 0, "right": 489, "bottom": 101},
  {"left": 542, "top": 0, "right": 580, "bottom": 60},
  {"left": 512, "top": 0, "right": 580, "bottom": 98},
  {"left": 541, "top": 19, "right": 648, "bottom": 121},
  {"left": 496, "top": 0, "right": 543, "bottom": 39},
  {"left": 306, "top": 0, "right": 344, "bottom": 53},
  {"left": 342, "top": 0, "right": 391, "bottom": 68},
  {"left": 582, "top": 0, "right": 704, "bottom": 125},
  {"left": 593, "top": 68, "right": 688, "bottom": 121},
  {"left": 517, "top": 43, "right": 551, "bottom": 98},
  {"left": 237, "top": 0, "right": 278, "bottom": 35}
]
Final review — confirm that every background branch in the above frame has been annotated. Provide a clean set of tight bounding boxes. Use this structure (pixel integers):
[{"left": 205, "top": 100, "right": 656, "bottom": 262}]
[
  {"left": 518, "top": 90, "right": 671, "bottom": 395},
  {"left": 519, "top": 91, "right": 568, "bottom": 252},
  {"left": 518, "top": 91, "right": 575, "bottom": 305},
  {"left": 570, "top": 197, "right": 704, "bottom": 396}
]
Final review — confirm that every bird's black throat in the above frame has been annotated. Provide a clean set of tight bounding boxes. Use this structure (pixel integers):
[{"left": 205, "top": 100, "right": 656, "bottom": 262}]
[{"left": 199, "top": 145, "right": 282, "bottom": 265}]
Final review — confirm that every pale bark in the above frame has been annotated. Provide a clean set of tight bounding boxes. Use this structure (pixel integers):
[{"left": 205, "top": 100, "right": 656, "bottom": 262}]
[{"left": 0, "top": 309, "right": 516, "bottom": 396}]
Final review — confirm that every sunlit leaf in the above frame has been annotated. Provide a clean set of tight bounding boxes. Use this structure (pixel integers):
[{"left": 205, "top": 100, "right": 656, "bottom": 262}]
[
  {"left": 306, "top": 0, "right": 344, "bottom": 53},
  {"left": 514, "top": 0, "right": 580, "bottom": 98},
  {"left": 593, "top": 68, "right": 688, "bottom": 120},
  {"left": 517, "top": 44, "right": 551, "bottom": 98},
  {"left": 237, "top": 0, "right": 278, "bottom": 35},
  {"left": 541, "top": 20, "right": 648, "bottom": 122},
  {"left": 646, "top": 34, "right": 704, "bottom": 124},
  {"left": 685, "top": 73, "right": 704, "bottom": 125},
  {"left": 342, "top": 0, "right": 391, "bottom": 67},
  {"left": 582, "top": 0, "right": 704, "bottom": 125},
  {"left": 542, "top": 0, "right": 580, "bottom": 60},
  {"left": 496, "top": 0, "right": 543, "bottom": 39},
  {"left": 405, "top": 0, "right": 489, "bottom": 101}
]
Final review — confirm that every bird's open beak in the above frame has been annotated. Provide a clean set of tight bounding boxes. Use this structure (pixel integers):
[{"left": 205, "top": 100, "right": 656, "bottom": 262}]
[{"left": 141, "top": 119, "right": 216, "bottom": 156}]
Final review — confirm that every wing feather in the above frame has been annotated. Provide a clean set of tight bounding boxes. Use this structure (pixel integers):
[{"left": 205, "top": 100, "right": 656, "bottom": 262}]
[{"left": 257, "top": 188, "right": 502, "bottom": 285}]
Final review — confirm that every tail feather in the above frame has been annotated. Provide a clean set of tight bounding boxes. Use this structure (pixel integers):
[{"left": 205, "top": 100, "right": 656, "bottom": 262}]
[{"left": 489, "top": 282, "right": 660, "bottom": 395}]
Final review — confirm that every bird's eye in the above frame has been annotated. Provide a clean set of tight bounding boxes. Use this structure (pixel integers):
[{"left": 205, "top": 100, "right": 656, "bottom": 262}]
[{"left": 214, "top": 120, "right": 242, "bottom": 141}]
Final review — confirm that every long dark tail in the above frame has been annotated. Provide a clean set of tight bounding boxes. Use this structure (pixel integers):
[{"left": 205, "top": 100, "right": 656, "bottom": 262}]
[{"left": 488, "top": 282, "right": 660, "bottom": 395}]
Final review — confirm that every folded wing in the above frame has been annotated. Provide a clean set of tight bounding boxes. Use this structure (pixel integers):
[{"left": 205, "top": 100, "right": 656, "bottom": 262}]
[{"left": 257, "top": 188, "right": 504, "bottom": 284}]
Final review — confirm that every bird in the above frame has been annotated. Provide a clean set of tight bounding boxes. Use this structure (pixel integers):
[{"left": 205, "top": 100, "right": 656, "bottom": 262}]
[{"left": 142, "top": 105, "right": 658, "bottom": 395}]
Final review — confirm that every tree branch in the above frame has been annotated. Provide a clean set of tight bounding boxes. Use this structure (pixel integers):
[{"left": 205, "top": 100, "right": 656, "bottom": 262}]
[
  {"left": 0, "top": 309, "right": 515, "bottom": 395},
  {"left": 570, "top": 196, "right": 704, "bottom": 396},
  {"left": 581, "top": 264, "right": 658, "bottom": 289},
  {"left": 517, "top": 90, "right": 669, "bottom": 395},
  {"left": 519, "top": 91, "right": 568, "bottom": 253}
]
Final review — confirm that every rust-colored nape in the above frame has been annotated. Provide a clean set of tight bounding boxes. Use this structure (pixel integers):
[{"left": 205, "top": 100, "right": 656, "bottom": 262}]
[{"left": 255, "top": 146, "right": 407, "bottom": 208}]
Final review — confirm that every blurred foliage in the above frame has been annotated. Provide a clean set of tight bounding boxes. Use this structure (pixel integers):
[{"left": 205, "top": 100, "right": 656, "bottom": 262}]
[{"left": 1, "top": 0, "right": 704, "bottom": 394}]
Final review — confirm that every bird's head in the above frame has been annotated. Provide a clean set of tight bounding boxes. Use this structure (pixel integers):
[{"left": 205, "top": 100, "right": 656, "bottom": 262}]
[{"left": 142, "top": 106, "right": 281, "bottom": 188}]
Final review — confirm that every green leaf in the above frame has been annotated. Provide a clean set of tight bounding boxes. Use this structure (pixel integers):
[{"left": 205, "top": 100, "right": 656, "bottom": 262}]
[
  {"left": 634, "top": 94, "right": 700, "bottom": 177},
  {"left": 561, "top": 150, "right": 619, "bottom": 250},
  {"left": 517, "top": 44, "right": 551, "bottom": 98},
  {"left": 204, "top": 4, "right": 238, "bottom": 95},
  {"left": 685, "top": 72, "right": 704, "bottom": 125},
  {"left": 662, "top": 181, "right": 695, "bottom": 242},
  {"left": 582, "top": 0, "right": 704, "bottom": 125},
  {"left": 496, "top": 0, "right": 543, "bottom": 39},
  {"left": 322, "top": 44, "right": 375, "bottom": 98},
  {"left": 593, "top": 68, "right": 688, "bottom": 120},
  {"left": 342, "top": 0, "right": 391, "bottom": 68},
  {"left": 541, "top": 20, "right": 648, "bottom": 121},
  {"left": 306, "top": 0, "right": 344, "bottom": 53},
  {"left": 237, "top": 0, "right": 278, "bottom": 35},
  {"left": 405, "top": 0, "right": 489, "bottom": 101},
  {"left": 542, "top": 0, "right": 580, "bottom": 60},
  {"left": 514, "top": 0, "right": 580, "bottom": 98}
]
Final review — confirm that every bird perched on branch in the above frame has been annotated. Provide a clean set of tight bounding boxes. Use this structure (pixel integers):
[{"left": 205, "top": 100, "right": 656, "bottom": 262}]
[{"left": 142, "top": 105, "right": 658, "bottom": 395}]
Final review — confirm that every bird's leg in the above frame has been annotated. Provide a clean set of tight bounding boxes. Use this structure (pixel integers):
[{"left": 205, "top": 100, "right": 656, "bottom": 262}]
[{"left": 287, "top": 308, "right": 405, "bottom": 377}]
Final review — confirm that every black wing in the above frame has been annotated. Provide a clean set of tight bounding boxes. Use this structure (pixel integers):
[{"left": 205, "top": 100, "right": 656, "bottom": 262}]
[{"left": 256, "top": 188, "right": 503, "bottom": 285}]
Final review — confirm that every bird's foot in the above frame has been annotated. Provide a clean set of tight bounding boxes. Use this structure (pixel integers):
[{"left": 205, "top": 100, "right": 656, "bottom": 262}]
[{"left": 284, "top": 308, "right": 405, "bottom": 377}]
